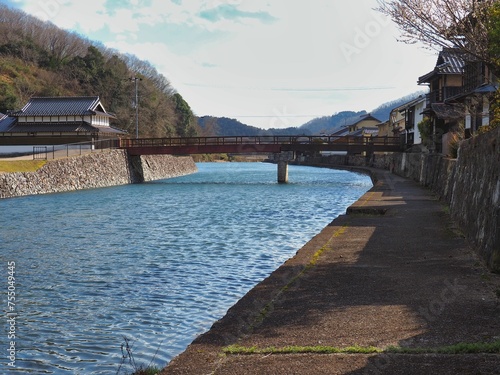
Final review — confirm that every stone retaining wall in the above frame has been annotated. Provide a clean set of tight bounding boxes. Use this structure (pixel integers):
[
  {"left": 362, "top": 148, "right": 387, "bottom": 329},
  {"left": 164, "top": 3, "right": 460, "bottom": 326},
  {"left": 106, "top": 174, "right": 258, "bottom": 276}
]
[
  {"left": 305, "top": 127, "right": 500, "bottom": 272},
  {"left": 0, "top": 150, "right": 197, "bottom": 199}
]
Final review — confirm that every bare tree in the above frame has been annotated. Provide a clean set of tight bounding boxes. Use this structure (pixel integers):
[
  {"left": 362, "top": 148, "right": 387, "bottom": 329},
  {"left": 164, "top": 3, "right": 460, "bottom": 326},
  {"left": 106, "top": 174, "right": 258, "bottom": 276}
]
[{"left": 376, "top": 0, "right": 497, "bottom": 69}]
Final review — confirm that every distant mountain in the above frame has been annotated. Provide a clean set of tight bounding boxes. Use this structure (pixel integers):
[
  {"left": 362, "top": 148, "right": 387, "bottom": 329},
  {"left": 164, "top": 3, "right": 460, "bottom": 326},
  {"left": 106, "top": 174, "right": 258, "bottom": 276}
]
[
  {"left": 197, "top": 91, "right": 427, "bottom": 137},
  {"left": 371, "top": 91, "right": 427, "bottom": 122},
  {"left": 198, "top": 116, "right": 309, "bottom": 137},
  {"left": 298, "top": 111, "right": 366, "bottom": 134}
]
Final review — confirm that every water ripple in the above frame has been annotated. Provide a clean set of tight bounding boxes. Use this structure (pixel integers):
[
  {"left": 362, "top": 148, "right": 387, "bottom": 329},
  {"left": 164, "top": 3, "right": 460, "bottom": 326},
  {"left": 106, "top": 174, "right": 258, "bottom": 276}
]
[{"left": 0, "top": 163, "right": 371, "bottom": 374}]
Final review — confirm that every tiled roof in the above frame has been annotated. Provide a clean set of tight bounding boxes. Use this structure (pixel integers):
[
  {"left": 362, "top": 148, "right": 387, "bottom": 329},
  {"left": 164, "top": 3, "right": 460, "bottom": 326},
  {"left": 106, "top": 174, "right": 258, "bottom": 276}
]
[
  {"left": 331, "top": 127, "right": 350, "bottom": 136},
  {"left": 436, "top": 48, "right": 464, "bottom": 74},
  {"left": 394, "top": 95, "right": 426, "bottom": 113},
  {"left": 331, "top": 126, "right": 379, "bottom": 137},
  {"left": 418, "top": 48, "right": 464, "bottom": 84},
  {"left": 0, "top": 115, "right": 16, "bottom": 132},
  {"left": 349, "top": 129, "right": 365, "bottom": 137},
  {"left": 348, "top": 127, "right": 379, "bottom": 137},
  {"left": 14, "top": 96, "right": 105, "bottom": 117},
  {"left": 343, "top": 114, "right": 381, "bottom": 127},
  {"left": 429, "top": 103, "right": 465, "bottom": 120}
]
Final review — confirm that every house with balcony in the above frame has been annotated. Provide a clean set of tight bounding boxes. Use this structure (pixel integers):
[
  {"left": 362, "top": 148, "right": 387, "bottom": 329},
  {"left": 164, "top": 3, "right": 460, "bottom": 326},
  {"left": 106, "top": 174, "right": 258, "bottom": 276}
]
[
  {"left": 329, "top": 113, "right": 382, "bottom": 138},
  {"left": 417, "top": 48, "right": 466, "bottom": 152},
  {"left": 451, "top": 59, "right": 498, "bottom": 137},
  {"left": 0, "top": 96, "right": 126, "bottom": 147},
  {"left": 389, "top": 95, "right": 426, "bottom": 148},
  {"left": 344, "top": 113, "right": 381, "bottom": 133}
]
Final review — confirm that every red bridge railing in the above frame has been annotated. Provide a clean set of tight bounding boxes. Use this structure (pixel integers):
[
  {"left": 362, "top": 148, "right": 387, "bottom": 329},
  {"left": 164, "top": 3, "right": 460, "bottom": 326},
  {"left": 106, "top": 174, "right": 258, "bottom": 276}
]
[{"left": 119, "top": 135, "right": 404, "bottom": 155}]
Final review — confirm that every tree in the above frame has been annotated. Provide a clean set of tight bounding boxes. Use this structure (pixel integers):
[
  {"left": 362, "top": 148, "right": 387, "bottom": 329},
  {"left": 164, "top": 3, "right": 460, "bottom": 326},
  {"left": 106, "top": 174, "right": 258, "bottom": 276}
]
[
  {"left": 0, "top": 84, "right": 18, "bottom": 113},
  {"left": 488, "top": 1, "right": 500, "bottom": 67},
  {"left": 376, "top": 0, "right": 499, "bottom": 74},
  {"left": 173, "top": 93, "right": 197, "bottom": 137}
]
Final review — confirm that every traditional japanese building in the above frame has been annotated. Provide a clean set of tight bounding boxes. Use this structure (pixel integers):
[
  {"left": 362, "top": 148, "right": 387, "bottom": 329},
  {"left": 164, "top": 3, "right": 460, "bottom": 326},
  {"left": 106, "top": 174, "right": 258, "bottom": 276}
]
[
  {"left": 417, "top": 48, "right": 466, "bottom": 152},
  {"left": 389, "top": 95, "right": 426, "bottom": 148},
  {"left": 0, "top": 96, "right": 126, "bottom": 145}
]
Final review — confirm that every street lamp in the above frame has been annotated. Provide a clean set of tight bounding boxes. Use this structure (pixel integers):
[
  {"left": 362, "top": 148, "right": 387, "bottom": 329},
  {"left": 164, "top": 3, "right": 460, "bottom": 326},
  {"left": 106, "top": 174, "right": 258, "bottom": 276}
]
[{"left": 130, "top": 77, "right": 142, "bottom": 139}]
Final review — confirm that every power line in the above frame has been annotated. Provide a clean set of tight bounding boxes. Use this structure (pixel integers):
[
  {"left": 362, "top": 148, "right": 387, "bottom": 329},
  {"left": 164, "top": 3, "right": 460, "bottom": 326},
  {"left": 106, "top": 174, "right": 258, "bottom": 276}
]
[
  {"left": 227, "top": 115, "right": 333, "bottom": 118},
  {"left": 184, "top": 83, "right": 395, "bottom": 91}
]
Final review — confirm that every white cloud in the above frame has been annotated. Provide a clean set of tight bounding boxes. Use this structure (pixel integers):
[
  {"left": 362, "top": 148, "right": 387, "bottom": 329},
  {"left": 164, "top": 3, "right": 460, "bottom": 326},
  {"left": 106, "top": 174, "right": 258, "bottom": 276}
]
[{"left": 10, "top": 0, "right": 438, "bottom": 128}]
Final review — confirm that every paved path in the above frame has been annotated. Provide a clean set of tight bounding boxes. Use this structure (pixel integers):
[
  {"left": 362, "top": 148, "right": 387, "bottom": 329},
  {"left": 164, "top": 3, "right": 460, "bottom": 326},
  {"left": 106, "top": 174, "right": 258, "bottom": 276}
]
[
  {"left": 161, "top": 169, "right": 500, "bottom": 374},
  {"left": 0, "top": 148, "right": 95, "bottom": 161}
]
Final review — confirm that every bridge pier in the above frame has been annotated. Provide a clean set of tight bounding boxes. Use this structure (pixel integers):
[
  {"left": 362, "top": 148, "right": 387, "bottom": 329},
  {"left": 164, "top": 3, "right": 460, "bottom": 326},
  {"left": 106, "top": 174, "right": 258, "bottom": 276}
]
[
  {"left": 276, "top": 152, "right": 293, "bottom": 183},
  {"left": 277, "top": 160, "right": 288, "bottom": 183}
]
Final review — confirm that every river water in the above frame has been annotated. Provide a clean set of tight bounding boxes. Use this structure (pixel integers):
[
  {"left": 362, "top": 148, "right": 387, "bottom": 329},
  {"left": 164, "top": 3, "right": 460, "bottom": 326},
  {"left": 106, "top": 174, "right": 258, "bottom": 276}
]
[{"left": 0, "top": 162, "right": 372, "bottom": 374}]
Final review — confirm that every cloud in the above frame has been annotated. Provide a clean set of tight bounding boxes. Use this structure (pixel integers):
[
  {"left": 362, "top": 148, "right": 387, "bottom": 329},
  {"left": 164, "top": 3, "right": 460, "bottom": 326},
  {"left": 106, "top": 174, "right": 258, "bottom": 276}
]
[
  {"left": 6, "top": 0, "right": 438, "bottom": 128},
  {"left": 199, "top": 4, "right": 276, "bottom": 24}
]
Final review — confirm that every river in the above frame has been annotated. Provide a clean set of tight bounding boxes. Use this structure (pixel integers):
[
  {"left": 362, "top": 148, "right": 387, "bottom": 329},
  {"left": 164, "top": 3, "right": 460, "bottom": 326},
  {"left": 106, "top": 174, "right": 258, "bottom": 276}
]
[{"left": 0, "top": 162, "right": 372, "bottom": 374}]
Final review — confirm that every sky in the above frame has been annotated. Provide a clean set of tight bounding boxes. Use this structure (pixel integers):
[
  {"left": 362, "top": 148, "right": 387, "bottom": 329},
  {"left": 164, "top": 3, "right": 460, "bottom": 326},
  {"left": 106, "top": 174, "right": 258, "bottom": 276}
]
[{"left": 4, "top": 0, "right": 438, "bottom": 128}]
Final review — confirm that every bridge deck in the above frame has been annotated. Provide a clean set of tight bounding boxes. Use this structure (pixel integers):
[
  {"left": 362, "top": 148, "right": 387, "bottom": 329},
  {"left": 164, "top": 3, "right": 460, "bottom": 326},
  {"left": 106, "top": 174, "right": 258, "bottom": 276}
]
[{"left": 121, "top": 136, "right": 403, "bottom": 155}]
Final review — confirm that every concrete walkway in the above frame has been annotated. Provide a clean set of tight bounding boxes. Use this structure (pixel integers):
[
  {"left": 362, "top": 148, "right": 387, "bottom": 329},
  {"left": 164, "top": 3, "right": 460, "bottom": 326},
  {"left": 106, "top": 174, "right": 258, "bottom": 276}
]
[
  {"left": 161, "top": 169, "right": 500, "bottom": 375},
  {"left": 0, "top": 148, "right": 96, "bottom": 161}
]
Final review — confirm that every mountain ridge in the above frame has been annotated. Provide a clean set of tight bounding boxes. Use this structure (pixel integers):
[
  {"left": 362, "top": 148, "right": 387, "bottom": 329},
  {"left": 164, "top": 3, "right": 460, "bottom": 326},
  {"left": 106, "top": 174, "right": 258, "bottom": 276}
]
[{"left": 198, "top": 91, "right": 426, "bottom": 136}]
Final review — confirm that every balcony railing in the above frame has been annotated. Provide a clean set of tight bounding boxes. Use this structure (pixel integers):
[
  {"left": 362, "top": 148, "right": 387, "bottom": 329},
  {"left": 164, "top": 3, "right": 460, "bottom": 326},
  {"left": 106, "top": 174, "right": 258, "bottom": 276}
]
[{"left": 426, "top": 86, "right": 464, "bottom": 104}]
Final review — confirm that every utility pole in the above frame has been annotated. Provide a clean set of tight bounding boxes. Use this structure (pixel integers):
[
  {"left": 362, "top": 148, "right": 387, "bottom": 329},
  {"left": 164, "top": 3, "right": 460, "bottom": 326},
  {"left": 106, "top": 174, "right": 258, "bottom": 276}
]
[{"left": 130, "top": 77, "right": 142, "bottom": 139}]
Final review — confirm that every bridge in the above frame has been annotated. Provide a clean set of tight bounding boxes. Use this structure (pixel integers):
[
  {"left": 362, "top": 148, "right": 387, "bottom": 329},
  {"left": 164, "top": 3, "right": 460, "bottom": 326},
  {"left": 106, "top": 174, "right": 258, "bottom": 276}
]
[
  {"left": 120, "top": 135, "right": 403, "bottom": 155},
  {"left": 120, "top": 135, "right": 403, "bottom": 183}
]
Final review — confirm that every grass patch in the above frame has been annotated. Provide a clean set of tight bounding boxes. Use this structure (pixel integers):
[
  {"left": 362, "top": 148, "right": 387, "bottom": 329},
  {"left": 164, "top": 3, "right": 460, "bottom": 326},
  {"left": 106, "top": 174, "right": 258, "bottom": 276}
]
[
  {"left": 253, "top": 225, "right": 349, "bottom": 325},
  {"left": 0, "top": 160, "right": 46, "bottom": 173},
  {"left": 387, "top": 340, "right": 500, "bottom": 354},
  {"left": 223, "top": 345, "right": 382, "bottom": 355},
  {"left": 223, "top": 340, "right": 500, "bottom": 356},
  {"left": 117, "top": 337, "right": 163, "bottom": 375},
  {"left": 129, "top": 367, "right": 161, "bottom": 375}
]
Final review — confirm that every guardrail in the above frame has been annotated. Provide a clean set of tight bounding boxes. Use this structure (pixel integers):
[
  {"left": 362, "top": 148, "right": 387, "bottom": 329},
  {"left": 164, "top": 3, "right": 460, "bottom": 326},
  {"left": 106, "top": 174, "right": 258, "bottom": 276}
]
[
  {"left": 32, "top": 139, "right": 120, "bottom": 160},
  {"left": 120, "top": 135, "right": 403, "bottom": 148}
]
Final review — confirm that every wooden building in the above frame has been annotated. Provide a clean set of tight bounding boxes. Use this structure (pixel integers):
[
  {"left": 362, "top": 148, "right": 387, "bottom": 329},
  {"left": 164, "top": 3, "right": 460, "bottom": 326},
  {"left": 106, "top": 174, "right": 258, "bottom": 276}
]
[{"left": 0, "top": 96, "right": 126, "bottom": 145}]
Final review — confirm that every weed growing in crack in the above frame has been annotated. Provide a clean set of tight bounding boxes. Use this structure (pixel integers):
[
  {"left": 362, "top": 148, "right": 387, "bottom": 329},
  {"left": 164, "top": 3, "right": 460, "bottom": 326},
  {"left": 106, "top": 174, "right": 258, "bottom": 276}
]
[{"left": 116, "top": 337, "right": 162, "bottom": 375}]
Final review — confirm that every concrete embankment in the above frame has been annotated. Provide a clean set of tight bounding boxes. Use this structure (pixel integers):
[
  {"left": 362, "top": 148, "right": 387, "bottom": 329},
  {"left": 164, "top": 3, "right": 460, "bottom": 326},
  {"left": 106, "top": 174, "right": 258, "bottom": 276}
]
[
  {"left": 162, "top": 168, "right": 500, "bottom": 375},
  {"left": 302, "top": 127, "right": 500, "bottom": 274},
  {"left": 0, "top": 150, "right": 197, "bottom": 198}
]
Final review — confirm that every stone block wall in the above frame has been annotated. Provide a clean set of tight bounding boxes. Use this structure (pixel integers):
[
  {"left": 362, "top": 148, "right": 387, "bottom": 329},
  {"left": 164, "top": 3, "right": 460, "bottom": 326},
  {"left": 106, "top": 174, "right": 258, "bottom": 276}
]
[
  {"left": 450, "top": 130, "right": 500, "bottom": 272},
  {"left": 310, "top": 128, "right": 500, "bottom": 272},
  {"left": 0, "top": 150, "right": 197, "bottom": 199},
  {"left": 133, "top": 154, "right": 198, "bottom": 183}
]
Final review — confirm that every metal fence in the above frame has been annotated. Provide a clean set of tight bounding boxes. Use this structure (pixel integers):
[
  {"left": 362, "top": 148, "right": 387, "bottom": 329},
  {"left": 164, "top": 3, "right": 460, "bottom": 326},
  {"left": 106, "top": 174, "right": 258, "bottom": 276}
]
[{"left": 32, "top": 139, "right": 120, "bottom": 160}]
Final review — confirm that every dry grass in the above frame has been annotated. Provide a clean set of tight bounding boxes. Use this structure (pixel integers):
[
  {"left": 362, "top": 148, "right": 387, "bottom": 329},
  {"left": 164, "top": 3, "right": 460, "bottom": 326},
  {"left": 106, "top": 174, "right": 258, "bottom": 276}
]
[{"left": 0, "top": 160, "right": 46, "bottom": 173}]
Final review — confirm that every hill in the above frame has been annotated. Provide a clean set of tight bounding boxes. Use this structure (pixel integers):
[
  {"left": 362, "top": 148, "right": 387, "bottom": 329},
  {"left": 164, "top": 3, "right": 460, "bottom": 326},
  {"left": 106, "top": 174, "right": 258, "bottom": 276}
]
[
  {"left": 198, "top": 116, "right": 310, "bottom": 137},
  {"left": 298, "top": 110, "right": 366, "bottom": 134},
  {"left": 370, "top": 91, "right": 427, "bottom": 122},
  {"left": 0, "top": 4, "right": 196, "bottom": 138},
  {"left": 198, "top": 91, "right": 427, "bottom": 137}
]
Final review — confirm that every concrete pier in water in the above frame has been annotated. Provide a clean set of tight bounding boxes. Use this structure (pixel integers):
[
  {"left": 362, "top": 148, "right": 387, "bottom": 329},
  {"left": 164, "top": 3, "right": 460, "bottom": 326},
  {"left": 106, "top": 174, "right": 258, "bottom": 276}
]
[{"left": 276, "top": 152, "right": 293, "bottom": 183}]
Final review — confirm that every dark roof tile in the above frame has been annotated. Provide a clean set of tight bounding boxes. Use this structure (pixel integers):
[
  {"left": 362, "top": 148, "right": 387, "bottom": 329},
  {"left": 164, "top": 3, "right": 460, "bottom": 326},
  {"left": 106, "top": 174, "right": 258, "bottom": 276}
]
[
  {"left": 0, "top": 116, "right": 17, "bottom": 132},
  {"left": 430, "top": 103, "right": 465, "bottom": 120},
  {"left": 418, "top": 48, "right": 464, "bottom": 84},
  {"left": 14, "top": 96, "right": 104, "bottom": 117},
  {"left": 344, "top": 114, "right": 381, "bottom": 127}
]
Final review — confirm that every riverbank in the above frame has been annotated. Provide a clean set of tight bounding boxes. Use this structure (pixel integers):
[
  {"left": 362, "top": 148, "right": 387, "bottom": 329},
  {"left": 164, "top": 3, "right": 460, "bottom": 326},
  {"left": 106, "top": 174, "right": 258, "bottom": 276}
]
[
  {"left": 0, "top": 150, "right": 197, "bottom": 198},
  {"left": 161, "top": 167, "right": 500, "bottom": 375}
]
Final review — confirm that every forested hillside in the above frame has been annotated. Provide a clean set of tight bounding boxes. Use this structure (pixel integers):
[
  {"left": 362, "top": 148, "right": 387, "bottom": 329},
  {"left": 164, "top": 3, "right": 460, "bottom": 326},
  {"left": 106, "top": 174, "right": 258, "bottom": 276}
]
[
  {"left": 198, "top": 116, "right": 310, "bottom": 137},
  {"left": 298, "top": 111, "right": 366, "bottom": 134},
  {"left": 370, "top": 92, "right": 426, "bottom": 122},
  {"left": 0, "top": 4, "right": 197, "bottom": 137},
  {"left": 199, "top": 91, "right": 428, "bottom": 137}
]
